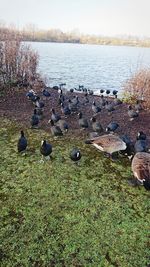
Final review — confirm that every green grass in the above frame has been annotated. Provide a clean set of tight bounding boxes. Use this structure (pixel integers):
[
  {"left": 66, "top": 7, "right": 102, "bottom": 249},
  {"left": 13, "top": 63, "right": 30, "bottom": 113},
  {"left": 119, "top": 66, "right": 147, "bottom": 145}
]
[{"left": 0, "top": 119, "right": 150, "bottom": 267}]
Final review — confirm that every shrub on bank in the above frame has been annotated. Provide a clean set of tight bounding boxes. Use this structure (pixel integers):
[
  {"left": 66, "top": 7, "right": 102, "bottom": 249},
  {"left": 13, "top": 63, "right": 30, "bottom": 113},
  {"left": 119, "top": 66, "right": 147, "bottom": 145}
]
[
  {"left": 0, "top": 32, "right": 39, "bottom": 88},
  {"left": 123, "top": 69, "right": 150, "bottom": 109}
]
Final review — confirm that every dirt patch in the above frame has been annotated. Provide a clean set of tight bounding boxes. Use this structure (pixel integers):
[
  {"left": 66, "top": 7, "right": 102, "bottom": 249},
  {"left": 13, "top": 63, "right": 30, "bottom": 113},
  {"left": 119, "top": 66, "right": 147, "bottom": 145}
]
[{"left": 0, "top": 87, "right": 150, "bottom": 144}]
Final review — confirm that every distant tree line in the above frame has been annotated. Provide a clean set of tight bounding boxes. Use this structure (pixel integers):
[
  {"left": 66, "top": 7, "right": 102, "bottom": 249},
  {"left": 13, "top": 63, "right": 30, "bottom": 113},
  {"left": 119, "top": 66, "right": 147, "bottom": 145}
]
[{"left": 0, "top": 24, "right": 150, "bottom": 47}]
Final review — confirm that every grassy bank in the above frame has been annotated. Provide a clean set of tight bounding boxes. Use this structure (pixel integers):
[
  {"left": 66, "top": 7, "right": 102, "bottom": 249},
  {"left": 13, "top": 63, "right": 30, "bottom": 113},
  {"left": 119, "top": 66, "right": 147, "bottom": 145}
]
[{"left": 0, "top": 119, "right": 149, "bottom": 267}]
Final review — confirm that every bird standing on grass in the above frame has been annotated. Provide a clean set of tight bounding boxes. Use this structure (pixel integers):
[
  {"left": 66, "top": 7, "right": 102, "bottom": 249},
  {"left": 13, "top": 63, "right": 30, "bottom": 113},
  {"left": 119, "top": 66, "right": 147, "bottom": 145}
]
[
  {"left": 17, "top": 131, "right": 27, "bottom": 153},
  {"left": 70, "top": 148, "right": 82, "bottom": 162},
  {"left": 131, "top": 152, "right": 150, "bottom": 190},
  {"left": 85, "top": 134, "right": 126, "bottom": 160},
  {"left": 40, "top": 140, "right": 52, "bottom": 160}
]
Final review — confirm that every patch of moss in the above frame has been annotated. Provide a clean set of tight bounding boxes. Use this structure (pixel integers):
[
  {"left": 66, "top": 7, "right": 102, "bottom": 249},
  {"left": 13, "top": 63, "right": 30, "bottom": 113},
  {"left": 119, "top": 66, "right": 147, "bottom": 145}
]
[{"left": 0, "top": 119, "right": 149, "bottom": 267}]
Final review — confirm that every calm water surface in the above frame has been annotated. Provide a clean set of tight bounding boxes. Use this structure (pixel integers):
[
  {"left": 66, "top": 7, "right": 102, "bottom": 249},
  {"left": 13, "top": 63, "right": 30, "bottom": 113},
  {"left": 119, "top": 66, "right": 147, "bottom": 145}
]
[{"left": 29, "top": 42, "right": 150, "bottom": 94}]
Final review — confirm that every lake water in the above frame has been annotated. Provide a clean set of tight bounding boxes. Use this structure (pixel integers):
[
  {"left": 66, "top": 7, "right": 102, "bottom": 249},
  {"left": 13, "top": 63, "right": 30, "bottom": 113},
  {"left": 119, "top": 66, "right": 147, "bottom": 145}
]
[{"left": 29, "top": 42, "right": 150, "bottom": 94}]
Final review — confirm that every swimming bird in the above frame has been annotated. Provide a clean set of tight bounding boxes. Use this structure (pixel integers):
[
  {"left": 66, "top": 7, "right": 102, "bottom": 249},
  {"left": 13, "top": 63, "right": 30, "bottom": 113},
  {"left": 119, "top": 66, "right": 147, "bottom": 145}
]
[
  {"left": 85, "top": 134, "right": 126, "bottom": 160},
  {"left": 49, "top": 119, "right": 63, "bottom": 136},
  {"left": 40, "top": 140, "right": 52, "bottom": 160},
  {"left": 92, "top": 101, "right": 101, "bottom": 114},
  {"left": 31, "top": 109, "right": 39, "bottom": 128},
  {"left": 51, "top": 108, "right": 61, "bottom": 123},
  {"left": 17, "top": 131, "right": 27, "bottom": 152},
  {"left": 78, "top": 112, "right": 89, "bottom": 129},
  {"left": 106, "top": 122, "right": 119, "bottom": 133},
  {"left": 131, "top": 152, "right": 150, "bottom": 190},
  {"left": 70, "top": 148, "right": 82, "bottom": 162},
  {"left": 91, "top": 117, "right": 103, "bottom": 134},
  {"left": 112, "top": 90, "right": 118, "bottom": 96},
  {"left": 100, "top": 89, "right": 105, "bottom": 94},
  {"left": 128, "top": 105, "right": 139, "bottom": 121}
]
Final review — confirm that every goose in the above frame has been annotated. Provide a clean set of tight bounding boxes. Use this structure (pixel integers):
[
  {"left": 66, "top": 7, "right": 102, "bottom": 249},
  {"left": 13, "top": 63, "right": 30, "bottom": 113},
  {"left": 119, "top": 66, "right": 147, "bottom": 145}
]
[
  {"left": 36, "top": 108, "right": 43, "bottom": 120},
  {"left": 128, "top": 105, "right": 138, "bottom": 120},
  {"left": 17, "top": 131, "right": 27, "bottom": 152},
  {"left": 71, "top": 96, "right": 79, "bottom": 106},
  {"left": 106, "top": 122, "right": 119, "bottom": 133},
  {"left": 78, "top": 112, "right": 89, "bottom": 129},
  {"left": 85, "top": 134, "right": 126, "bottom": 160},
  {"left": 40, "top": 140, "right": 52, "bottom": 160},
  {"left": 90, "top": 117, "right": 103, "bottom": 134},
  {"left": 35, "top": 97, "right": 45, "bottom": 109},
  {"left": 61, "top": 103, "right": 71, "bottom": 116},
  {"left": 92, "top": 101, "right": 101, "bottom": 114},
  {"left": 68, "top": 99, "right": 77, "bottom": 113},
  {"left": 131, "top": 152, "right": 150, "bottom": 190},
  {"left": 51, "top": 108, "right": 61, "bottom": 123},
  {"left": 105, "top": 101, "right": 115, "bottom": 114},
  {"left": 70, "top": 148, "right": 82, "bottom": 162},
  {"left": 57, "top": 119, "right": 69, "bottom": 133},
  {"left": 49, "top": 119, "right": 63, "bottom": 136},
  {"left": 31, "top": 109, "right": 39, "bottom": 128}
]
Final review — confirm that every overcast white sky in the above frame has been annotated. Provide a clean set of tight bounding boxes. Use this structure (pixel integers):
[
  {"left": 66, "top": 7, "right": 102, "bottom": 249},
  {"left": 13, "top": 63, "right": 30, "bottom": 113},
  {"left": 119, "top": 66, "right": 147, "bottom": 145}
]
[{"left": 0, "top": 0, "right": 150, "bottom": 37}]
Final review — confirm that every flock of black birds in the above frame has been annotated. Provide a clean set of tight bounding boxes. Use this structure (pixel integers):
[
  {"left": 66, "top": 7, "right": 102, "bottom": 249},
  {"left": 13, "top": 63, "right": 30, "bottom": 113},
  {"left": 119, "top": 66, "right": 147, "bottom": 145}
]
[{"left": 17, "top": 84, "right": 150, "bottom": 190}]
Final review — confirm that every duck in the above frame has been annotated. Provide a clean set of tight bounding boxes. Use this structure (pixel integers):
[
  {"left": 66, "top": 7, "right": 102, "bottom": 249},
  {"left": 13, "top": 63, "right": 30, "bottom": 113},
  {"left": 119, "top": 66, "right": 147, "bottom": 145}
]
[
  {"left": 49, "top": 119, "right": 63, "bottom": 136},
  {"left": 128, "top": 105, "right": 139, "bottom": 120},
  {"left": 78, "top": 112, "right": 89, "bottom": 129},
  {"left": 90, "top": 117, "right": 103, "bottom": 134},
  {"left": 134, "top": 132, "right": 148, "bottom": 153},
  {"left": 17, "top": 131, "right": 27, "bottom": 152},
  {"left": 31, "top": 109, "right": 39, "bottom": 128},
  {"left": 85, "top": 134, "right": 126, "bottom": 160},
  {"left": 92, "top": 101, "right": 101, "bottom": 114},
  {"left": 131, "top": 152, "right": 150, "bottom": 190},
  {"left": 70, "top": 148, "right": 82, "bottom": 162},
  {"left": 51, "top": 108, "right": 61, "bottom": 123},
  {"left": 106, "top": 122, "right": 119, "bottom": 133},
  {"left": 40, "top": 140, "right": 52, "bottom": 159}
]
